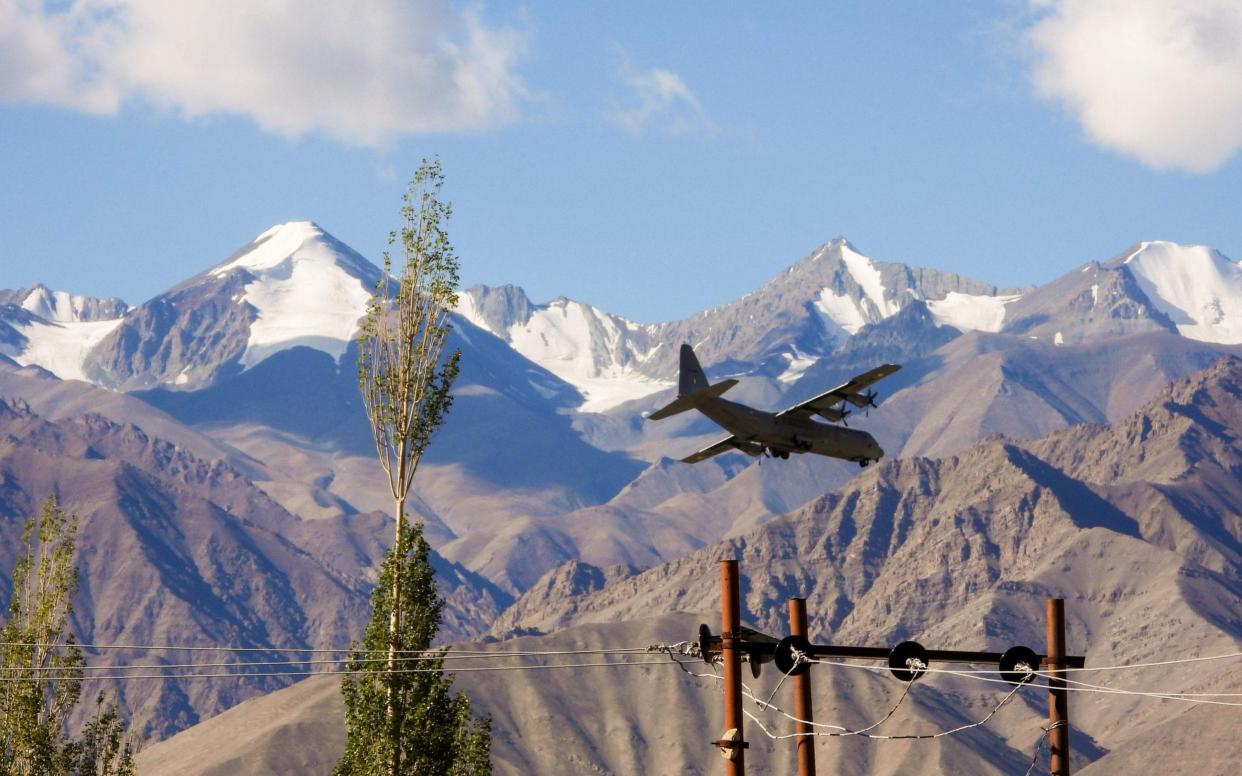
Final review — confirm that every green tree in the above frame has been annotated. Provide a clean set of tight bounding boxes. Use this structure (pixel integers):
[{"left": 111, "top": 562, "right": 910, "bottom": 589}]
[
  {"left": 334, "top": 523, "right": 489, "bottom": 775},
  {"left": 68, "top": 695, "right": 136, "bottom": 776},
  {"left": 338, "top": 158, "right": 489, "bottom": 775},
  {"left": 0, "top": 496, "right": 136, "bottom": 776}
]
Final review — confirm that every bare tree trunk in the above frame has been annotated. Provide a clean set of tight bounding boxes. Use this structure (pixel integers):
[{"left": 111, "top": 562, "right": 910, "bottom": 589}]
[{"left": 387, "top": 484, "right": 407, "bottom": 776}]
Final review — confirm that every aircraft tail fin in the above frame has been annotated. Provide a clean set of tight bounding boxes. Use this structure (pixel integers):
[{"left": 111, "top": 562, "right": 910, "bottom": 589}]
[
  {"left": 648, "top": 345, "right": 737, "bottom": 421},
  {"left": 678, "top": 344, "right": 708, "bottom": 396}
]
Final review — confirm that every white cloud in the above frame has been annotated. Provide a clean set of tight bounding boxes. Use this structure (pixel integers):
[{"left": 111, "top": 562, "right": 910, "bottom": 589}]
[
  {"left": 1026, "top": 0, "right": 1242, "bottom": 173},
  {"left": 0, "top": 0, "right": 530, "bottom": 146},
  {"left": 607, "top": 56, "right": 715, "bottom": 136}
]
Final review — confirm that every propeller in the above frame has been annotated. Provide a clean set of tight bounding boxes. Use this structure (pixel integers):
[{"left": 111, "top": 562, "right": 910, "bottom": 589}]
[{"left": 862, "top": 389, "right": 878, "bottom": 416}]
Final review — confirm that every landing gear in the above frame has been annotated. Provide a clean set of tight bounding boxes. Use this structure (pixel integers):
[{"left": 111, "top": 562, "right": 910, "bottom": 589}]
[
  {"left": 856, "top": 458, "right": 871, "bottom": 469},
  {"left": 767, "top": 448, "right": 791, "bottom": 460}
]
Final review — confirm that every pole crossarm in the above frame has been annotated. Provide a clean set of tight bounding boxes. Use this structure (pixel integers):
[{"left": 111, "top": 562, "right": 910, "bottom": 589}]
[{"left": 697, "top": 626, "right": 1085, "bottom": 671}]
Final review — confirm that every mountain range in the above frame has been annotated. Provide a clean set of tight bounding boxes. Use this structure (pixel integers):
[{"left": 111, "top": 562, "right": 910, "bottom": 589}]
[
  {"left": 2, "top": 221, "right": 1241, "bottom": 769},
  {"left": 135, "top": 356, "right": 1242, "bottom": 774}
]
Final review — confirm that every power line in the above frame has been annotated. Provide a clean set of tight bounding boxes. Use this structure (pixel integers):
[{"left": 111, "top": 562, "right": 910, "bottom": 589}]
[
  {"left": 4, "top": 651, "right": 661, "bottom": 673},
  {"left": 929, "top": 668, "right": 1242, "bottom": 708},
  {"left": 0, "top": 640, "right": 651, "bottom": 657},
  {"left": 1053, "top": 651, "right": 1242, "bottom": 673},
  {"left": 749, "top": 655, "right": 1242, "bottom": 705},
  {"left": 669, "top": 653, "right": 1031, "bottom": 742},
  {"left": 0, "top": 658, "right": 676, "bottom": 683},
  {"left": 7, "top": 638, "right": 1240, "bottom": 672}
]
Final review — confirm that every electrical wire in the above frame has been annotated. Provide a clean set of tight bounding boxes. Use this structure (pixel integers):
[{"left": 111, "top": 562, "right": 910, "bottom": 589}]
[
  {"left": 0, "top": 640, "right": 651, "bottom": 657},
  {"left": 1022, "top": 721, "right": 1063, "bottom": 776},
  {"left": 1051, "top": 651, "right": 1242, "bottom": 673},
  {"left": 0, "top": 658, "right": 676, "bottom": 683},
  {"left": 928, "top": 668, "right": 1242, "bottom": 708},
  {"left": 665, "top": 652, "right": 1026, "bottom": 742},
  {"left": 6, "top": 639, "right": 1241, "bottom": 708},
  {"left": 6, "top": 638, "right": 1240, "bottom": 671},
  {"left": 2, "top": 651, "right": 662, "bottom": 673}
]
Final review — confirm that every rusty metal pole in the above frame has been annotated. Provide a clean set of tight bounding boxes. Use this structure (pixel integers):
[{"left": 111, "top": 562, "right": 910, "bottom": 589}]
[
  {"left": 720, "top": 560, "right": 746, "bottom": 775},
  {"left": 788, "top": 598, "right": 817, "bottom": 776},
  {"left": 1046, "top": 598, "right": 1071, "bottom": 776}
]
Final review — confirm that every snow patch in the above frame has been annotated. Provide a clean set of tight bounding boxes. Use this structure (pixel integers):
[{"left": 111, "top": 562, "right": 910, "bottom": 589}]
[
  {"left": 573, "top": 375, "right": 674, "bottom": 413},
  {"left": 454, "top": 293, "right": 486, "bottom": 331},
  {"left": 841, "top": 244, "right": 898, "bottom": 318},
  {"left": 777, "top": 350, "right": 818, "bottom": 384},
  {"left": 526, "top": 378, "right": 560, "bottom": 400},
  {"left": 927, "top": 292, "right": 1020, "bottom": 333},
  {"left": 1090, "top": 284, "right": 1100, "bottom": 306},
  {"left": 1124, "top": 241, "right": 1242, "bottom": 344},
  {"left": 813, "top": 289, "right": 868, "bottom": 336},
  {"left": 8, "top": 318, "right": 122, "bottom": 382},
  {"left": 1054, "top": 331, "right": 1064, "bottom": 346}
]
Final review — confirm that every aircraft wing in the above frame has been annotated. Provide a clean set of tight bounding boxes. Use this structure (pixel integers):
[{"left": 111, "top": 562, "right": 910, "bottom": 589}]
[
  {"left": 681, "top": 434, "right": 765, "bottom": 464},
  {"left": 776, "top": 363, "right": 902, "bottom": 422}
]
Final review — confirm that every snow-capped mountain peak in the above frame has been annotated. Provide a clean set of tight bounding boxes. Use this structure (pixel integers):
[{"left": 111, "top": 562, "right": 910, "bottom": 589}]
[
  {"left": 0, "top": 285, "right": 129, "bottom": 382},
  {"left": 456, "top": 285, "right": 671, "bottom": 412},
  {"left": 208, "top": 221, "right": 381, "bottom": 369},
  {"left": 17, "top": 284, "right": 129, "bottom": 323},
  {"left": 209, "top": 221, "right": 376, "bottom": 281},
  {"left": 1121, "top": 241, "right": 1242, "bottom": 344}
]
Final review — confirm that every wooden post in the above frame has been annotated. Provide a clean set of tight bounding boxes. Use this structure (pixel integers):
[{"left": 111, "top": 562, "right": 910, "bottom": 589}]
[
  {"left": 788, "top": 598, "right": 817, "bottom": 776},
  {"left": 721, "top": 560, "right": 745, "bottom": 775},
  {"left": 1046, "top": 598, "right": 1071, "bottom": 776}
]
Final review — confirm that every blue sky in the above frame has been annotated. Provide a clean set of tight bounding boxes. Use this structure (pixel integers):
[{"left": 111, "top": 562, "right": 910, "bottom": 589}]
[{"left": 2, "top": 1, "right": 1241, "bottom": 323}]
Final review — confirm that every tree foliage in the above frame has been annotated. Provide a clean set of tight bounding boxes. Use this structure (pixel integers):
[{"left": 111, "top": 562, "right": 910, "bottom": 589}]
[
  {"left": 0, "top": 496, "right": 136, "bottom": 776},
  {"left": 358, "top": 156, "right": 462, "bottom": 513},
  {"left": 342, "top": 159, "right": 489, "bottom": 775},
  {"left": 334, "top": 522, "right": 490, "bottom": 776}
]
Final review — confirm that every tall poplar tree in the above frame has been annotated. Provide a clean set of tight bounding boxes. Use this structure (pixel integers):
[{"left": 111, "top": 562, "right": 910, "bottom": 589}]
[{"left": 337, "top": 159, "right": 489, "bottom": 776}]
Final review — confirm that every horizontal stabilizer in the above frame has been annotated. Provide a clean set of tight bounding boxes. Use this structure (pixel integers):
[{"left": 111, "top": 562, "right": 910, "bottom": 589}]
[{"left": 648, "top": 379, "right": 738, "bottom": 421}]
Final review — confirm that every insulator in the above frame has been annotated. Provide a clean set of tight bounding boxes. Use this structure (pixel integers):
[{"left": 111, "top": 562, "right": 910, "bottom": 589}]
[
  {"left": 888, "top": 641, "right": 929, "bottom": 682},
  {"left": 773, "top": 635, "right": 813, "bottom": 677},
  {"left": 999, "top": 645, "right": 1041, "bottom": 685}
]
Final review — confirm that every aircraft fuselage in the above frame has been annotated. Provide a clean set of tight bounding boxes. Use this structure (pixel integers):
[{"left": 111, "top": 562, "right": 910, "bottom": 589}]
[{"left": 696, "top": 397, "right": 883, "bottom": 463}]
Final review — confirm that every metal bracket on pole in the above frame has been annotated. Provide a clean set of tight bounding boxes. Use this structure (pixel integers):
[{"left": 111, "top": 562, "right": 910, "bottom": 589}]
[{"left": 712, "top": 729, "right": 749, "bottom": 761}]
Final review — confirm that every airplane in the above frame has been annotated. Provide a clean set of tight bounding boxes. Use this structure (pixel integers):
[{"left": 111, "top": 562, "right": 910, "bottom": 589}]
[{"left": 648, "top": 344, "right": 900, "bottom": 467}]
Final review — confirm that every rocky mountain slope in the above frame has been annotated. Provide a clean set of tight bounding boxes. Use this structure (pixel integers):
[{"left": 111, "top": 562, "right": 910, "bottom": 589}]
[
  {"left": 0, "top": 382, "right": 510, "bottom": 739},
  {"left": 136, "top": 358, "right": 1242, "bottom": 774},
  {"left": 497, "top": 357, "right": 1242, "bottom": 758}
]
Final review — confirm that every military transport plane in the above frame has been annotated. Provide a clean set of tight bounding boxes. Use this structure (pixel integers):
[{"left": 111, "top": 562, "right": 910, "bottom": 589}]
[{"left": 648, "top": 344, "right": 900, "bottom": 467}]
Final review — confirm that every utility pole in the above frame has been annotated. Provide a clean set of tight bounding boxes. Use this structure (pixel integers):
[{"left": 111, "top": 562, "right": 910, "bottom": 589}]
[
  {"left": 788, "top": 598, "right": 816, "bottom": 776},
  {"left": 720, "top": 560, "right": 746, "bottom": 775},
  {"left": 1046, "top": 598, "right": 1071, "bottom": 775},
  {"left": 698, "top": 564, "right": 1083, "bottom": 774}
]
